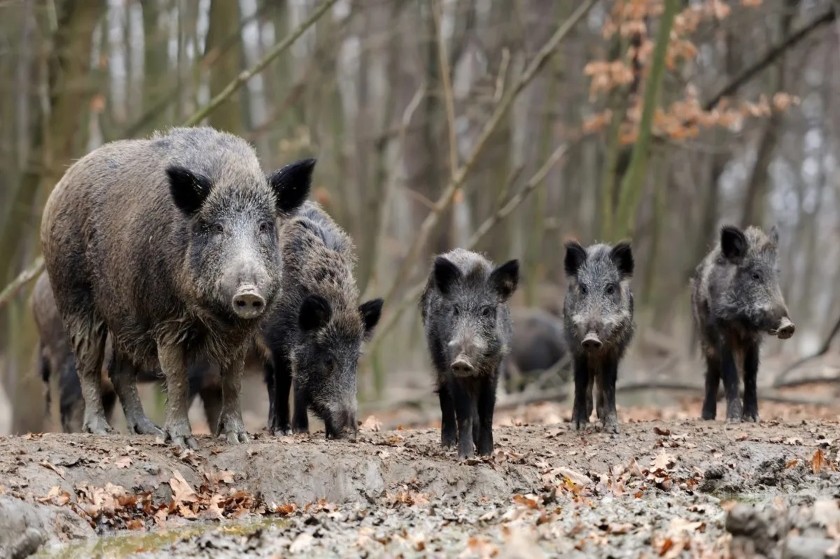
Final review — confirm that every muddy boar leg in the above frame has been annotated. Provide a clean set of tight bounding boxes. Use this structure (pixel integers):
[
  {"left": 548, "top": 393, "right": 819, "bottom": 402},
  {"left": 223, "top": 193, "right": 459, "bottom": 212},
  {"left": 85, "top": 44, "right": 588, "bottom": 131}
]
[
  {"left": 452, "top": 381, "right": 475, "bottom": 459},
  {"left": 109, "top": 354, "right": 162, "bottom": 435},
  {"left": 217, "top": 358, "right": 249, "bottom": 444},
  {"left": 475, "top": 375, "right": 496, "bottom": 456},
  {"left": 157, "top": 344, "right": 197, "bottom": 449},
  {"left": 701, "top": 346, "right": 721, "bottom": 420},
  {"left": 586, "top": 372, "right": 595, "bottom": 419},
  {"left": 292, "top": 381, "right": 310, "bottom": 434},
  {"left": 600, "top": 359, "right": 619, "bottom": 434},
  {"left": 572, "top": 355, "right": 590, "bottom": 430},
  {"left": 69, "top": 317, "right": 111, "bottom": 434},
  {"left": 270, "top": 352, "right": 293, "bottom": 435},
  {"left": 438, "top": 380, "right": 457, "bottom": 448},
  {"left": 741, "top": 343, "right": 760, "bottom": 422},
  {"left": 720, "top": 342, "right": 743, "bottom": 422}
]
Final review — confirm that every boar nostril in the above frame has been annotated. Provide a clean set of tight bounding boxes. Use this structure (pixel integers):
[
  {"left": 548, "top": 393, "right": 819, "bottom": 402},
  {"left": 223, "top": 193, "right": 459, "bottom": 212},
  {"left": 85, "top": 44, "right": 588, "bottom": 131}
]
[
  {"left": 232, "top": 290, "right": 266, "bottom": 319},
  {"left": 582, "top": 332, "right": 603, "bottom": 350},
  {"left": 451, "top": 357, "right": 475, "bottom": 376}
]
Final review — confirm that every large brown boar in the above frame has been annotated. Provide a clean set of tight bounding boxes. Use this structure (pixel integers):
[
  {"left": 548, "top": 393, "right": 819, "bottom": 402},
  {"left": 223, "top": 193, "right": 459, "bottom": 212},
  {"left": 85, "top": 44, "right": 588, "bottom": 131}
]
[
  {"left": 40, "top": 127, "right": 313, "bottom": 448},
  {"left": 692, "top": 225, "right": 795, "bottom": 422}
]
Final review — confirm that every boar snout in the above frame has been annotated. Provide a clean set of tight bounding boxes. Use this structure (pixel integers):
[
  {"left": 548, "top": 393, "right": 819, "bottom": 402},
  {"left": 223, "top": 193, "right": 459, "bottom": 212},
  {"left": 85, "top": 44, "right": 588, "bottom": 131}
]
[
  {"left": 232, "top": 285, "right": 266, "bottom": 319},
  {"left": 582, "top": 331, "right": 603, "bottom": 351},
  {"left": 325, "top": 408, "right": 358, "bottom": 440},
  {"left": 772, "top": 316, "right": 795, "bottom": 339},
  {"left": 451, "top": 356, "right": 476, "bottom": 376}
]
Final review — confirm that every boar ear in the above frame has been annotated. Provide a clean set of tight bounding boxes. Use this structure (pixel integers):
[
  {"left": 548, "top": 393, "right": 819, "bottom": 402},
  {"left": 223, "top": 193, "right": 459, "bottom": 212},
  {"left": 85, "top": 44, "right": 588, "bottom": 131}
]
[
  {"left": 299, "top": 294, "right": 332, "bottom": 331},
  {"left": 167, "top": 166, "right": 212, "bottom": 216},
  {"left": 720, "top": 225, "right": 747, "bottom": 261},
  {"left": 269, "top": 158, "right": 316, "bottom": 215},
  {"left": 564, "top": 241, "right": 587, "bottom": 277},
  {"left": 433, "top": 256, "right": 461, "bottom": 296},
  {"left": 489, "top": 259, "right": 519, "bottom": 301},
  {"left": 359, "top": 298, "right": 383, "bottom": 339},
  {"left": 610, "top": 242, "right": 634, "bottom": 278}
]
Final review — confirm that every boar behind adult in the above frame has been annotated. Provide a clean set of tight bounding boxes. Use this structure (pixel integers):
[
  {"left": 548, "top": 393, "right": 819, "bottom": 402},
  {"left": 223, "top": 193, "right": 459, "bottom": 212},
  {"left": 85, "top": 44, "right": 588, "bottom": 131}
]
[
  {"left": 41, "top": 127, "right": 313, "bottom": 448},
  {"left": 262, "top": 202, "right": 383, "bottom": 439},
  {"left": 692, "top": 225, "right": 795, "bottom": 422},
  {"left": 421, "top": 249, "right": 519, "bottom": 459}
]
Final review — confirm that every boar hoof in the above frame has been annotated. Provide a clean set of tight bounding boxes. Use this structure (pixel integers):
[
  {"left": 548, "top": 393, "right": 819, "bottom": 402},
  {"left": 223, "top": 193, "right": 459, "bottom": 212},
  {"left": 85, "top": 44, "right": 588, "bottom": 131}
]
[
  {"left": 272, "top": 425, "right": 293, "bottom": 436},
  {"left": 441, "top": 431, "right": 457, "bottom": 448},
  {"left": 742, "top": 411, "right": 760, "bottom": 423},
  {"left": 164, "top": 424, "right": 198, "bottom": 450},
  {"left": 127, "top": 415, "right": 163, "bottom": 436},
  {"left": 83, "top": 414, "right": 113, "bottom": 435},
  {"left": 602, "top": 419, "right": 619, "bottom": 434}
]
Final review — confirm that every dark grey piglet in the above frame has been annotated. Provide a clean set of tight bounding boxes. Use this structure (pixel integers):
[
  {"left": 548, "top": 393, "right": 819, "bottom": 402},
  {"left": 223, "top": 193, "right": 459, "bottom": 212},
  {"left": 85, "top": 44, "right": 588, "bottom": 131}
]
[
  {"left": 421, "top": 249, "right": 519, "bottom": 459},
  {"left": 563, "top": 241, "right": 635, "bottom": 433},
  {"left": 691, "top": 225, "right": 795, "bottom": 422}
]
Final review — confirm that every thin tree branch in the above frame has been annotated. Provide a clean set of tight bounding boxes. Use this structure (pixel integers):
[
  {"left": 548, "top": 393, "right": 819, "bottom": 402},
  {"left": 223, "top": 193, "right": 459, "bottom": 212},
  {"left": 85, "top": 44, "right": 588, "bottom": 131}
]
[
  {"left": 379, "top": 0, "right": 596, "bottom": 309},
  {"left": 432, "top": 0, "right": 458, "bottom": 181},
  {"left": 183, "top": 0, "right": 338, "bottom": 126},
  {"left": 0, "top": 256, "right": 43, "bottom": 308},
  {"left": 774, "top": 312, "right": 840, "bottom": 385},
  {"left": 703, "top": 8, "right": 836, "bottom": 111}
]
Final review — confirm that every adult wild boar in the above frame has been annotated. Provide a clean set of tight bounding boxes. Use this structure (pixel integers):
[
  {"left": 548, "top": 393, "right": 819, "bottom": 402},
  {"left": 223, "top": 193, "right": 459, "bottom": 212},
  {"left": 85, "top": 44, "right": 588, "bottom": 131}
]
[
  {"left": 40, "top": 127, "right": 313, "bottom": 448},
  {"left": 563, "top": 241, "right": 635, "bottom": 433},
  {"left": 692, "top": 225, "right": 795, "bottom": 422},
  {"left": 421, "top": 249, "right": 519, "bottom": 458},
  {"left": 262, "top": 202, "right": 383, "bottom": 439}
]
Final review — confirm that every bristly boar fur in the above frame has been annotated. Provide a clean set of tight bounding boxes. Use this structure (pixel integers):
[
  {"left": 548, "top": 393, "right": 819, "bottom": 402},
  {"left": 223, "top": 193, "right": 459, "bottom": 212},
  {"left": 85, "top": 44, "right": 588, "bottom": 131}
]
[
  {"left": 421, "top": 249, "right": 519, "bottom": 459},
  {"left": 563, "top": 241, "right": 635, "bottom": 434},
  {"left": 263, "top": 201, "right": 383, "bottom": 439},
  {"left": 691, "top": 225, "right": 795, "bottom": 422},
  {"left": 40, "top": 126, "right": 313, "bottom": 448}
]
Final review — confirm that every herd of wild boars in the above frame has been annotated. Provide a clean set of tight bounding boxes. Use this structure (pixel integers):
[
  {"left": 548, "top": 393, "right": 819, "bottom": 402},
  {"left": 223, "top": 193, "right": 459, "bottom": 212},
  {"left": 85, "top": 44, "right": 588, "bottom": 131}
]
[{"left": 31, "top": 126, "right": 796, "bottom": 459}]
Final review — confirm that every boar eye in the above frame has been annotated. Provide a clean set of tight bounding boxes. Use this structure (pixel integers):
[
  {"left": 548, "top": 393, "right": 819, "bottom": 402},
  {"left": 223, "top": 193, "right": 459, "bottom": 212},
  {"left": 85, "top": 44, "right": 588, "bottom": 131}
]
[
  {"left": 579, "top": 284, "right": 588, "bottom": 295},
  {"left": 481, "top": 306, "right": 494, "bottom": 318},
  {"left": 452, "top": 305, "right": 460, "bottom": 316},
  {"left": 324, "top": 356, "right": 336, "bottom": 370},
  {"left": 210, "top": 223, "right": 224, "bottom": 235},
  {"left": 605, "top": 284, "right": 616, "bottom": 296},
  {"left": 751, "top": 272, "right": 761, "bottom": 281},
  {"left": 259, "top": 220, "right": 273, "bottom": 234}
]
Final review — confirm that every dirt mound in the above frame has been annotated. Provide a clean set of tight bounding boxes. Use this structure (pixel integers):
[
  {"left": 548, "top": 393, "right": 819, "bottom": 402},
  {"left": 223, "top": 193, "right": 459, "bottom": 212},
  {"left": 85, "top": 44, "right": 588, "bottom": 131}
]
[{"left": 0, "top": 420, "right": 837, "bottom": 557}]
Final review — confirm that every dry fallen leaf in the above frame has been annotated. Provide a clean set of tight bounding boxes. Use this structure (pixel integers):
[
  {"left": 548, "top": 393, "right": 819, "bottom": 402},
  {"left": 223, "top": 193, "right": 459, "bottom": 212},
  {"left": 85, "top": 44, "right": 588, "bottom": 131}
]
[
  {"left": 40, "top": 460, "right": 66, "bottom": 479},
  {"left": 651, "top": 451, "right": 676, "bottom": 472},
  {"left": 811, "top": 448, "right": 827, "bottom": 474},
  {"left": 114, "top": 456, "right": 132, "bottom": 469},
  {"left": 512, "top": 494, "right": 540, "bottom": 509},
  {"left": 653, "top": 426, "right": 671, "bottom": 436},
  {"left": 360, "top": 415, "right": 381, "bottom": 432},
  {"left": 169, "top": 470, "right": 198, "bottom": 504}
]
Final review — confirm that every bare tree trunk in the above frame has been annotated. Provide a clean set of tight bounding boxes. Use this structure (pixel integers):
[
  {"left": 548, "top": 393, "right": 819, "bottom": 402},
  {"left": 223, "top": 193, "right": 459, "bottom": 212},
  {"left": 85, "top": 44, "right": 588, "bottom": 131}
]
[{"left": 206, "top": 0, "right": 243, "bottom": 134}]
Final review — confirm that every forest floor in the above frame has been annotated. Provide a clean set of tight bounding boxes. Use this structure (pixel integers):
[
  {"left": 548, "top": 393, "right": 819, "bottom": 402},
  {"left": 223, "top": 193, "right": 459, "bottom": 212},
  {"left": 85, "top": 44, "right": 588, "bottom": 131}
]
[{"left": 1, "top": 395, "right": 839, "bottom": 559}]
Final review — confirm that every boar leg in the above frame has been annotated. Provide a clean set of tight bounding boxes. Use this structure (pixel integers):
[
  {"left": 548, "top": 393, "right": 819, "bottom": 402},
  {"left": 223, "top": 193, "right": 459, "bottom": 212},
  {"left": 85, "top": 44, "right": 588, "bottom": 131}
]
[
  {"left": 701, "top": 346, "right": 721, "bottom": 420},
  {"left": 741, "top": 343, "right": 760, "bottom": 422},
  {"left": 600, "top": 359, "right": 619, "bottom": 434},
  {"left": 292, "top": 381, "right": 310, "bottom": 434},
  {"left": 157, "top": 344, "right": 197, "bottom": 449},
  {"left": 263, "top": 361, "right": 275, "bottom": 431},
  {"left": 475, "top": 375, "right": 496, "bottom": 456},
  {"left": 217, "top": 357, "right": 249, "bottom": 444},
  {"left": 269, "top": 351, "right": 293, "bottom": 435},
  {"left": 571, "top": 355, "right": 590, "bottom": 430},
  {"left": 68, "top": 315, "right": 111, "bottom": 434},
  {"left": 452, "top": 381, "right": 475, "bottom": 459},
  {"left": 200, "top": 386, "right": 223, "bottom": 433},
  {"left": 438, "top": 381, "right": 457, "bottom": 448},
  {"left": 109, "top": 353, "right": 162, "bottom": 435},
  {"left": 720, "top": 343, "right": 743, "bottom": 422}
]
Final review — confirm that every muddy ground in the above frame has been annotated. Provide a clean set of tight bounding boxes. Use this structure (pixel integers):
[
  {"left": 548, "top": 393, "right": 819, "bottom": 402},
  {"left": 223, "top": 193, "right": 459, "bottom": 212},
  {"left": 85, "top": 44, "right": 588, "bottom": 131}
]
[{"left": 0, "top": 406, "right": 839, "bottom": 559}]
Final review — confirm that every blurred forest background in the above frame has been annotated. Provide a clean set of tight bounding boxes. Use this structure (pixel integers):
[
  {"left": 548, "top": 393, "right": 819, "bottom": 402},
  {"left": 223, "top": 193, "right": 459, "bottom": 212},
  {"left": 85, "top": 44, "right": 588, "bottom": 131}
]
[{"left": 1, "top": 0, "right": 839, "bottom": 435}]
